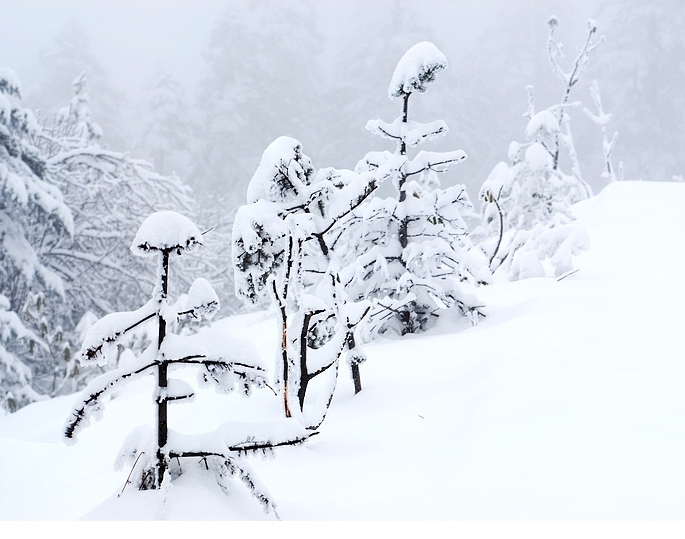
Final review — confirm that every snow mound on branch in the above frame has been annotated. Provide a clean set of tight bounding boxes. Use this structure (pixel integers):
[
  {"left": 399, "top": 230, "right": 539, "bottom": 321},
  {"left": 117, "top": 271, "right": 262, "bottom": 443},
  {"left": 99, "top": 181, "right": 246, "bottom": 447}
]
[
  {"left": 388, "top": 41, "right": 448, "bottom": 98},
  {"left": 526, "top": 110, "right": 559, "bottom": 140},
  {"left": 525, "top": 143, "right": 553, "bottom": 171},
  {"left": 131, "top": 211, "right": 203, "bottom": 255},
  {"left": 246, "top": 136, "right": 313, "bottom": 204}
]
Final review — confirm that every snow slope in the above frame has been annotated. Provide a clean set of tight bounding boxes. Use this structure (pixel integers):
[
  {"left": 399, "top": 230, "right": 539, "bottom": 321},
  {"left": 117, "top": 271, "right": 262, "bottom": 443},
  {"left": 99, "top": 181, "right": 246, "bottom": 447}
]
[{"left": 0, "top": 181, "right": 684, "bottom": 521}]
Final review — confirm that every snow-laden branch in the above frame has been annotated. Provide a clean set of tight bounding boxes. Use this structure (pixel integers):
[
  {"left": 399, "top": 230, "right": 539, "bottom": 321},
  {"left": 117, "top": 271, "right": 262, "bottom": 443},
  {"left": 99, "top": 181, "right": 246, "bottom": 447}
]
[
  {"left": 366, "top": 118, "right": 448, "bottom": 147},
  {"left": 78, "top": 298, "right": 158, "bottom": 365}
]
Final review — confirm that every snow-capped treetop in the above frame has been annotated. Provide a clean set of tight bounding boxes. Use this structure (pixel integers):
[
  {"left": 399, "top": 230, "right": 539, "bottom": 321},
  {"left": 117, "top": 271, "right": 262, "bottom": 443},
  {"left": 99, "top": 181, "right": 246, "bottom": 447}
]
[
  {"left": 54, "top": 72, "right": 103, "bottom": 143},
  {"left": 388, "top": 41, "right": 448, "bottom": 98},
  {"left": 246, "top": 136, "right": 314, "bottom": 204},
  {"left": 479, "top": 161, "right": 511, "bottom": 202},
  {"left": 131, "top": 211, "right": 203, "bottom": 256}
]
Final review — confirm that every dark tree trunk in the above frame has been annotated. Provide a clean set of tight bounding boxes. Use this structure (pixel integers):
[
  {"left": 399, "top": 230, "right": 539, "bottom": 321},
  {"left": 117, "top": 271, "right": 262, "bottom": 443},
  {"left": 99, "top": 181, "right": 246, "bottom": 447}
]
[
  {"left": 155, "top": 249, "right": 170, "bottom": 487},
  {"left": 297, "top": 312, "right": 313, "bottom": 410},
  {"left": 272, "top": 280, "right": 291, "bottom": 418},
  {"left": 347, "top": 331, "right": 362, "bottom": 394},
  {"left": 398, "top": 92, "right": 410, "bottom": 249},
  {"left": 351, "top": 363, "right": 362, "bottom": 394}
]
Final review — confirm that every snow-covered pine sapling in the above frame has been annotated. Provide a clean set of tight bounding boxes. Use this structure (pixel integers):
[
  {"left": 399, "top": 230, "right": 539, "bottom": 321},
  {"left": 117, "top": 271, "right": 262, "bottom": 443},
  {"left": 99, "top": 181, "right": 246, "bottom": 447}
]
[
  {"left": 476, "top": 18, "right": 605, "bottom": 281},
  {"left": 233, "top": 137, "right": 375, "bottom": 425},
  {"left": 349, "top": 42, "right": 485, "bottom": 337},
  {"left": 64, "top": 211, "right": 311, "bottom": 515}
]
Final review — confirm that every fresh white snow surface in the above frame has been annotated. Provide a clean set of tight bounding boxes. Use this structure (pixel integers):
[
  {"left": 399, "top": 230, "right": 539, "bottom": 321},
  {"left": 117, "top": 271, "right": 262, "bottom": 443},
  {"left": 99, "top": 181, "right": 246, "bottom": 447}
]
[{"left": 0, "top": 181, "right": 683, "bottom": 521}]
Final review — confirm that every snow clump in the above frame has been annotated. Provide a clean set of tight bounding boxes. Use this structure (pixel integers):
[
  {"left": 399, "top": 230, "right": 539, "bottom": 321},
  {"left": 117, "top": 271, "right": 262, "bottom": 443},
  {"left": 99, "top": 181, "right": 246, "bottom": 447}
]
[{"left": 388, "top": 41, "right": 448, "bottom": 98}]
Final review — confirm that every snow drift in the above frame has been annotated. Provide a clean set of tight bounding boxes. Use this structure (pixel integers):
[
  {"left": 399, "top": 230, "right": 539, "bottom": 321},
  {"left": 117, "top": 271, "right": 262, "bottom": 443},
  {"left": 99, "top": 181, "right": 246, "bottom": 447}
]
[{"left": 0, "top": 181, "right": 683, "bottom": 520}]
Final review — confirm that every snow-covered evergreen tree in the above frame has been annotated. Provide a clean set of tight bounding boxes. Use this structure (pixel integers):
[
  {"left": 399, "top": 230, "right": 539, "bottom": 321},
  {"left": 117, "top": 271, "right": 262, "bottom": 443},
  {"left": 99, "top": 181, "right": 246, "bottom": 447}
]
[
  {"left": 233, "top": 137, "right": 375, "bottom": 424},
  {"left": 345, "top": 42, "right": 485, "bottom": 338},
  {"left": 477, "top": 18, "right": 603, "bottom": 280},
  {"left": 64, "top": 211, "right": 310, "bottom": 515},
  {"left": 0, "top": 295, "right": 46, "bottom": 413},
  {"left": 0, "top": 67, "right": 74, "bottom": 411}
]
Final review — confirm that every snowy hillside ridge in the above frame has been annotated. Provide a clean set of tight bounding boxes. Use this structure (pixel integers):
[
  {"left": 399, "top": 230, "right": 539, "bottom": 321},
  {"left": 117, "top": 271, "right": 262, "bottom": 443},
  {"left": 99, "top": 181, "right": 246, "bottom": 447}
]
[{"left": 0, "top": 181, "right": 684, "bottom": 520}]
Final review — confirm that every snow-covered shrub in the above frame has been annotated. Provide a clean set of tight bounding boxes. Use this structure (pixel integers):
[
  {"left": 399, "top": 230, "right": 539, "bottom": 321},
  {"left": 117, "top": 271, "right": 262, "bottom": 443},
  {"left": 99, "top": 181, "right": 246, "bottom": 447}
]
[
  {"left": 477, "top": 18, "right": 607, "bottom": 280},
  {"left": 233, "top": 137, "right": 375, "bottom": 425},
  {"left": 65, "top": 211, "right": 311, "bottom": 515},
  {"left": 345, "top": 42, "right": 485, "bottom": 338}
]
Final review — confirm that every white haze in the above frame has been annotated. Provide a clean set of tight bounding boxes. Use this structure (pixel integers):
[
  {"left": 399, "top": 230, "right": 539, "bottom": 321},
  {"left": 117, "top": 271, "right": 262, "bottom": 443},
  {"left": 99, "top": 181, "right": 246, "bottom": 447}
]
[{"left": 0, "top": 0, "right": 633, "bottom": 203}]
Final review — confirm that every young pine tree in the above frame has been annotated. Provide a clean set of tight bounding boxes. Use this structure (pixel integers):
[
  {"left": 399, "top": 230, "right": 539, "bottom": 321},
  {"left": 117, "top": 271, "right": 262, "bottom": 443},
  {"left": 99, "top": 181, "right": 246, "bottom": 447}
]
[
  {"left": 64, "top": 211, "right": 310, "bottom": 515},
  {"left": 345, "top": 42, "right": 486, "bottom": 338},
  {"left": 233, "top": 137, "right": 375, "bottom": 425}
]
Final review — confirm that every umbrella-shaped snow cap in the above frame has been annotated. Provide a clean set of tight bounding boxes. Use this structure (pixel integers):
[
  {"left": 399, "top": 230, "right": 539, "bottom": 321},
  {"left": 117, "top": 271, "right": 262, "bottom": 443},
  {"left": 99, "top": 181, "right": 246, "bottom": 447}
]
[
  {"left": 131, "top": 210, "right": 203, "bottom": 256},
  {"left": 388, "top": 41, "right": 448, "bottom": 98}
]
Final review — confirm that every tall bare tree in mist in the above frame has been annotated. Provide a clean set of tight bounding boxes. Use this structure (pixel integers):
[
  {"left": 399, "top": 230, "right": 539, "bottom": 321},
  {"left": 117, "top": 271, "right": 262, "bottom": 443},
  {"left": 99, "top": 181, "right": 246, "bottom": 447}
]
[
  {"left": 596, "top": 0, "right": 685, "bottom": 181},
  {"left": 191, "top": 0, "right": 324, "bottom": 205},
  {"left": 31, "top": 19, "right": 127, "bottom": 149}
]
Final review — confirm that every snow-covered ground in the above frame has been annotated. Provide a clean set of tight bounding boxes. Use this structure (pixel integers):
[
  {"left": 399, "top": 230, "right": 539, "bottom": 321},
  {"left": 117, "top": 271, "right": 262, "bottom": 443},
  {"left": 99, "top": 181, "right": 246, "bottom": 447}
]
[{"left": 1, "top": 181, "right": 684, "bottom": 522}]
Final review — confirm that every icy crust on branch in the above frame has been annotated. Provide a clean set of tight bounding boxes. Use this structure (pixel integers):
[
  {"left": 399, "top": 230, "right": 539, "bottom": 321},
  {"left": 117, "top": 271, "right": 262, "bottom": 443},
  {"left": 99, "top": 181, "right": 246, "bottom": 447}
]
[
  {"left": 311, "top": 167, "right": 377, "bottom": 223},
  {"left": 131, "top": 211, "right": 203, "bottom": 255},
  {"left": 406, "top": 150, "right": 467, "bottom": 175},
  {"left": 356, "top": 150, "right": 467, "bottom": 187},
  {"left": 246, "top": 136, "right": 314, "bottom": 204},
  {"left": 167, "top": 419, "right": 310, "bottom": 455},
  {"left": 365, "top": 118, "right": 447, "bottom": 147},
  {"left": 79, "top": 278, "right": 222, "bottom": 367},
  {"left": 174, "top": 278, "right": 220, "bottom": 320},
  {"left": 388, "top": 41, "right": 448, "bottom": 98},
  {"left": 78, "top": 298, "right": 157, "bottom": 366}
]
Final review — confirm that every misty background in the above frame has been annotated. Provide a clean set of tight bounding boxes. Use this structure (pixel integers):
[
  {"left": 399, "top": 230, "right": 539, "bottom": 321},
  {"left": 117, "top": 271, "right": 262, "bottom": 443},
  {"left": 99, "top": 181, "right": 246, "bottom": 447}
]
[{"left": 2, "top": 0, "right": 683, "bottom": 209}]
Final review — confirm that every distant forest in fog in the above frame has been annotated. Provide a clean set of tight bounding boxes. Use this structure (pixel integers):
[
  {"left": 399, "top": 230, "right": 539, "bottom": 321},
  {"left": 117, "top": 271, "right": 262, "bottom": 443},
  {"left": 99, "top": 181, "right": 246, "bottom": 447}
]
[{"left": 2, "top": 0, "right": 683, "bottom": 208}]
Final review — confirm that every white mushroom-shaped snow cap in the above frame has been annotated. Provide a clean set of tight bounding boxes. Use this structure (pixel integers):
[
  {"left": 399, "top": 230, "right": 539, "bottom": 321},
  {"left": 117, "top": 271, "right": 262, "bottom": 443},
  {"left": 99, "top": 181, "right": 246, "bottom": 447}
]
[
  {"left": 131, "top": 211, "right": 203, "bottom": 256},
  {"left": 388, "top": 41, "right": 448, "bottom": 98}
]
